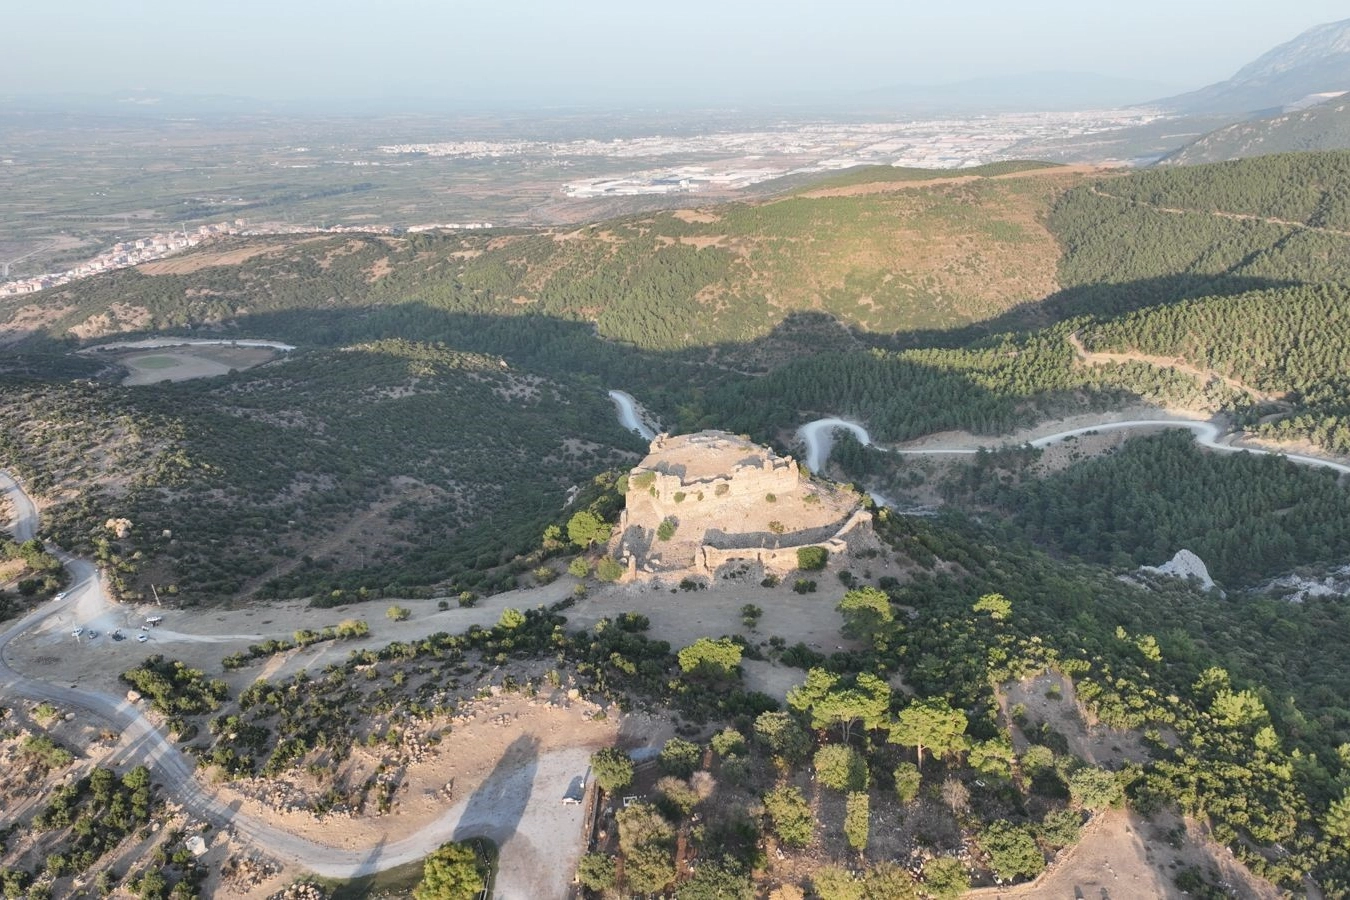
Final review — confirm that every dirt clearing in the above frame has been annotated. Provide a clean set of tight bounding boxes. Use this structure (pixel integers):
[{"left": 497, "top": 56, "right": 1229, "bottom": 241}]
[{"left": 978, "top": 809, "right": 1281, "bottom": 900}]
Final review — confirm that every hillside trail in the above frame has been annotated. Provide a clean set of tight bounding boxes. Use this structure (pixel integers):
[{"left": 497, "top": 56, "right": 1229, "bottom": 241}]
[
  {"left": 796, "top": 163, "right": 1105, "bottom": 199},
  {"left": 1065, "top": 330, "right": 1289, "bottom": 406},
  {"left": 1086, "top": 184, "right": 1350, "bottom": 238}
]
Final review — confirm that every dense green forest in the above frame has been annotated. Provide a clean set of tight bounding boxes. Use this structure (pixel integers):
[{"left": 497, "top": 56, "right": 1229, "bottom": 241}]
[
  {"left": 1080, "top": 284, "right": 1350, "bottom": 453},
  {"left": 966, "top": 430, "right": 1350, "bottom": 585}
]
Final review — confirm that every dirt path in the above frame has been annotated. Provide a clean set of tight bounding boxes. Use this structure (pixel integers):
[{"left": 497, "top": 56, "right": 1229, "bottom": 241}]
[
  {"left": 1086, "top": 184, "right": 1350, "bottom": 238},
  {"left": 797, "top": 164, "right": 1105, "bottom": 199},
  {"left": 1066, "top": 331, "right": 1287, "bottom": 405}
]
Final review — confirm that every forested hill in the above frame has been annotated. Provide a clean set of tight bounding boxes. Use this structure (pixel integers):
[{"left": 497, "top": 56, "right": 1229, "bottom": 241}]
[
  {"left": 1160, "top": 97, "right": 1350, "bottom": 166},
  {"left": 0, "top": 161, "right": 1078, "bottom": 359}
]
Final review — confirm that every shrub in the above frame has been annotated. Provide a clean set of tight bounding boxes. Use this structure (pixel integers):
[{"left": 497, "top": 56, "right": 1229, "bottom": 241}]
[
  {"left": 792, "top": 579, "right": 817, "bottom": 594},
  {"left": 1039, "top": 808, "right": 1084, "bottom": 849},
  {"left": 333, "top": 619, "right": 368, "bottom": 638},
  {"left": 658, "top": 737, "right": 701, "bottom": 778},
  {"left": 921, "top": 857, "right": 970, "bottom": 899},
  {"left": 596, "top": 556, "right": 625, "bottom": 581},
  {"left": 978, "top": 820, "right": 1045, "bottom": 882},
  {"left": 894, "top": 762, "right": 922, "bottom": 803},
  {"left": 714, "top": 483, "right": 730, "bottom": 496},
  {"left": 812, "top": 865, "right": 863, "bottom": 900},
  {"left": 1068, "top": 766, "right": 1123, "bottom": 811},
  {"left": 763, "top": 785, "right": 814, "bottom": 847},
  {"left": 413, "top": 841, "right": 486, "bottom": 900},
  {"left": 657, "top": 517, "right": 678, "bottom": 541},
  {"left": 591, "top": 747, "right": 634, "bottom": 793},
  {"left": 386, "top": 605, "right": 411, "bottom": 622},
  {"left": 845, "top": 792, "right": 870, "bottom": 851},
  {"left": 814, "top": 744, "right": 867, "bottom": 792},
  {"left": 797, "top": 547, "right": 828, "bottom": 571},
  {"left": 677, "top": 637, "right": 742, "bottom": 679},
  {"left": 567, "top": 557, "right": 590, "bottom": 578},
  {"left": 576, "top": 853, "right": 617, "bottom": 891}
]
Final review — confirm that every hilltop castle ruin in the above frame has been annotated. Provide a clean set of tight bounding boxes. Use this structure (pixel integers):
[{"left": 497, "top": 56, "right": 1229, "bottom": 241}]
[{"left": 614, "top": 430, "right": 871, "bottom": 580}]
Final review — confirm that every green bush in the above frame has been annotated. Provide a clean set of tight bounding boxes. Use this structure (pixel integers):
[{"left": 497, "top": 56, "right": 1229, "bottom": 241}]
[
  {"left": 797, "top": 547, "right": 828, "bottom": 571},
  {"left": 596, "top": 556, "right": 625, "bottom": 581},
  {"left": 763, "top": 785, "right": 814, "bottom": 847},
  {"left": 814, "top": 744, "right": 867, "bottom": 792}
]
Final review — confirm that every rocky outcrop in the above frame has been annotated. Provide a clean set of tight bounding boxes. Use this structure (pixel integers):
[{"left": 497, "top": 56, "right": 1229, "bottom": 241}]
[{"left": 1140, "top": 549, "right": 1217, "bottom": 591}]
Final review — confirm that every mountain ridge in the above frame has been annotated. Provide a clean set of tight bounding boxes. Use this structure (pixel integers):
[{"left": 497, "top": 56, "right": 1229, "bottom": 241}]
[{"left": 1157, "top": 18, "right": 1350, "bottom": 115}]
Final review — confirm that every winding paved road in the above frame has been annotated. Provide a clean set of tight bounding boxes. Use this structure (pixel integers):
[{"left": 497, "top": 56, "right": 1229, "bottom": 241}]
[
  {"left": 608, "top": 389, "right": 657, "bottom": 441},
  {"left": 795, "top": 415, "right": 1350, "bottom": 479},
  {"left": 0, "top": 473, "right": 581, "bottom": 896}
]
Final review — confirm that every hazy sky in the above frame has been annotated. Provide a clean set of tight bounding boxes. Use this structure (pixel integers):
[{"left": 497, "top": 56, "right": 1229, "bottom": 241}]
[{"left": 5, "top": 1, "right": 1348, "bottom": 107}]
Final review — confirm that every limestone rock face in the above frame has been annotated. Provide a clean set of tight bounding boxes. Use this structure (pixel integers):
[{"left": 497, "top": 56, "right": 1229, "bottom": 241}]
[
  {"left": 614, "top": 430, "right": 869, "bottom": 579},
  {"left": 1141, "top": 549, "right": 1217, "bottom": 591}
]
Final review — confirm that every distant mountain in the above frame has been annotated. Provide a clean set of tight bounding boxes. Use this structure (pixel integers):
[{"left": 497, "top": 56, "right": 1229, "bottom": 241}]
[
  {"left": 1157, "top": 18, "right": 1350, "bottom": 115},
  {"left": 1159, "top": 94, "right": 1350, "bottom": 165}
]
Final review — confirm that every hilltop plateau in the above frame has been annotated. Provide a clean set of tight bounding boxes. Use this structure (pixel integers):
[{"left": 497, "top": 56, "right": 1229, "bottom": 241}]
[{"left": 614, "top": 431, "right": 870, "bottom": 580}]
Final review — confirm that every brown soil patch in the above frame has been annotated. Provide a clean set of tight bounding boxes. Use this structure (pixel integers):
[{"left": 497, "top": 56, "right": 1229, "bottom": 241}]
[
  {"left": 672, "top": 209, "right": 721, "bottom": 224},
  {"left": 0, "top": 302, "right": 78, "bottom": 344},
  {"left": 1000, "top": 671, "right": 1149, "bottom": 769},
  {"left": 364, "top": 256, "right": 394, "bottom": 282},
  {"left": 68, "top": 302, "right": 153, "bottom": 339},
  {"left": 138, "top": 243, "right": 277, "bottom": 276},
  {"left": 210, "top": 693, "right": 616, "bottom": 848},
  {"left": 975, "top": 809, "right": 1281, "bottom": 900}
]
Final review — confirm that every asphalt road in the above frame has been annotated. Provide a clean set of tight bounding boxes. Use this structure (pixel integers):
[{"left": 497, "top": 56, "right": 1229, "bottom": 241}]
[{"left": 795, "top": 415, "right": 1350, "bottom": 479}]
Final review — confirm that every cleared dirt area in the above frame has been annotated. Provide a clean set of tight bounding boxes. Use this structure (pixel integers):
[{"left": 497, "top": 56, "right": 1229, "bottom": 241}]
[
  {"left": 977, "top": 808, "right": 1281, "bottom": 900},
  {"left": 137, "top": 243, "right": 281, "bottom": 275},
  {"left": 1000, "top": 671, "right": 1149, "bottom": 769},
  {"left": 118, "top": 344, "right": 280, "bottom": 384}
]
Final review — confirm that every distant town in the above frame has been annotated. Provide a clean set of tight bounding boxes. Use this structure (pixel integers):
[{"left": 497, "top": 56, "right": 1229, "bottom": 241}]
[
  {"left": 4, "top": 109, "right": 1163, "bottom": 297},
  {"left": 382, "top": 109, "right": 1163, "bottom": 198},
  {"left": 0, "top": 220, "right": 493, "bottom": 298}
]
